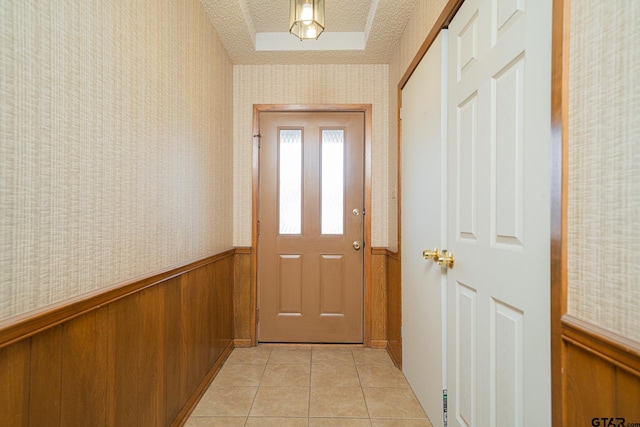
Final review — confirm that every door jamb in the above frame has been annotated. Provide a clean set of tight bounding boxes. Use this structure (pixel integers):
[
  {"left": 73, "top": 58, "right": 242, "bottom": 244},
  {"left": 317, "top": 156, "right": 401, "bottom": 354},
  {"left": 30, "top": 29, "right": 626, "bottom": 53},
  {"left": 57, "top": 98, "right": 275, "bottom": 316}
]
[{"left": 251, "top": 104, "right": 373, "bottom": 346}]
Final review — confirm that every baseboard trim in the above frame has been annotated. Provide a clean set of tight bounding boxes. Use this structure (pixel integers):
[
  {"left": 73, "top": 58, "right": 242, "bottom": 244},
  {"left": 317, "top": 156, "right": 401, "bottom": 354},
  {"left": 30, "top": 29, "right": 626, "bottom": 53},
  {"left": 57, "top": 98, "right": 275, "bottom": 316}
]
[
  {"left": 386, "top": 341, "right": 402, "bottom": 369},
  {"left": 370, "top": 339, "right": 388, "bottom": 349},
  {"left": 234, "top": 339, "right": 252, "bottom": 348},
  {"left": 171, "top": 340, "right": 234, "bottom": 426}
]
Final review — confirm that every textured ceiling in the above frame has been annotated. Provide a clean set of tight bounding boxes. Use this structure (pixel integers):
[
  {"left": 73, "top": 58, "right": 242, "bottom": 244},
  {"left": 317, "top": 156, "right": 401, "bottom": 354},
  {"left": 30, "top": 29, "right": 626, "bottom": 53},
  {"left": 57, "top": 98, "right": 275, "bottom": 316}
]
[{"left": 199, "top": 0, "right": 418, "bottom": 64}]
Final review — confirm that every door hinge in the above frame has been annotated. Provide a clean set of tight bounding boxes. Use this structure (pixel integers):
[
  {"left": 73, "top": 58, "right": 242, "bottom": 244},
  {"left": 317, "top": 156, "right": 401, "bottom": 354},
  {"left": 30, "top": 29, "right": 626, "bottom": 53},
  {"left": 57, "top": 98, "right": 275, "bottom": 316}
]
[
  {"left": 257, "top": 220, "right": 260, "bottom": 235},
  {"left": 254, "top": 134, "right": 261, "bottom": 148},
  {"left": 443, "top": 389, "right": 448, "bottom": 426},
  {"left": 256, "top": 308, "right": 260, "bottom": 323}
]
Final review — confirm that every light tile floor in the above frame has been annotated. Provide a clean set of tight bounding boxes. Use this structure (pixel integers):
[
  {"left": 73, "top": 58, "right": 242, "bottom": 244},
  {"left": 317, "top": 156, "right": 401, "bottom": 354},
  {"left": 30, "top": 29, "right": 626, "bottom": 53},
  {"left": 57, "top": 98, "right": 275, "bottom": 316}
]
[{"left": 185, "top": 345, "right": 433, "bottom": 427}]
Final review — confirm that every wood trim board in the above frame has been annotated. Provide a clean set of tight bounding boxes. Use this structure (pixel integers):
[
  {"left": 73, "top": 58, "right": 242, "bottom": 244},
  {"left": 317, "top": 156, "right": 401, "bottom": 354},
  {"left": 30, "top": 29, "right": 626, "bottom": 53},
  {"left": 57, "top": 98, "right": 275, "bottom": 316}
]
[
  {"left": 551, "top": 0, "right": 570, "bottom": 424},
  {"left": 0, "top": 249, "right": 235, "bottom": 350}
]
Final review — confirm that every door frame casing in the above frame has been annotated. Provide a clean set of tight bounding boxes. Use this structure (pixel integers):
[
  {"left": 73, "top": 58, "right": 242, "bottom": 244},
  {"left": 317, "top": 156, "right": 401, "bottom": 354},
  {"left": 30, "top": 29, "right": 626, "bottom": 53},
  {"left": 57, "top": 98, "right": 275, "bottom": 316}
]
[{"left": 251, "top": 104, "right": 373, "bottom": 346}]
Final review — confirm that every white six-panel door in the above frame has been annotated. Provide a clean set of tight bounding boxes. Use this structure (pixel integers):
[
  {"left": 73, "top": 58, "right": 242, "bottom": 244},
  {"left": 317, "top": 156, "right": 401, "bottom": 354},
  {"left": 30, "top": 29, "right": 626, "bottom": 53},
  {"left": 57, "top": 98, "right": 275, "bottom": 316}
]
[
  {"left": 446, "top": 0, "right": 551, "bottom": 426},
  {"left": 401, "top": 31, "right": 448, "bottom": 427}
]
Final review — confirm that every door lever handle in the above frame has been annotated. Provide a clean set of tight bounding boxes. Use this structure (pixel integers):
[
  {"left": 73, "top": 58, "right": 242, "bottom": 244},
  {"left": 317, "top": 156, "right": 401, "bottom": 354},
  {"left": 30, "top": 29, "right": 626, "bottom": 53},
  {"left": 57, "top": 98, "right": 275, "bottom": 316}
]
[{"left": 423, "top": 248, "right": 439, "bottom": 261}]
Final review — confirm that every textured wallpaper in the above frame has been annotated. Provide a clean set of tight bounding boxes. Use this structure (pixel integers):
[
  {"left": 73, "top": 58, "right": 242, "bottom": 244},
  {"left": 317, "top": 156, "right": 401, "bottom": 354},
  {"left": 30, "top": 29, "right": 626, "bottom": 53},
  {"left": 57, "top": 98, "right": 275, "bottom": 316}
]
[
  {"left": 567, "top": 1, "right": 640, "bottom": 341},
  {"left": 233, "top": 64, "right": 389, "bottom": 247},
  {"left": 387, "top": 0, "right": 448, "bottom": 251},
  {"left": 0, "top": 0, "right": 234, "bottom": 320}
]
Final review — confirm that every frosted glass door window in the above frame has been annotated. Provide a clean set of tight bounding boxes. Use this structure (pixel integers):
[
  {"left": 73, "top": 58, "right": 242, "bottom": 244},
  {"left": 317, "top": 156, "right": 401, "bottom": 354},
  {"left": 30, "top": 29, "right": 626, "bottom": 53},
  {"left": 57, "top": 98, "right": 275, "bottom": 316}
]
[
  {"left": 279, "top": 130, "right": 302, "bottom": 234},
  {"left": 321, "top": 130, "right": 345, "bottom": 235}
]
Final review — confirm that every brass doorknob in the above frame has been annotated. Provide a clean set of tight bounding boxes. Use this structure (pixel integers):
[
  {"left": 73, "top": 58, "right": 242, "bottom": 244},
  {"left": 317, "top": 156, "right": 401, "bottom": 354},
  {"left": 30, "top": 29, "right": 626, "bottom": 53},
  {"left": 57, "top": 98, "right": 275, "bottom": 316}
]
[
  {"left": 353, "top": 241, "right": 362, "bottom": 250},
  {"left": 422, "top": 247, "right": 439, "bottom": 261},
  {"left": 437, "top": 249, "right": 455, "bottom": 269}
]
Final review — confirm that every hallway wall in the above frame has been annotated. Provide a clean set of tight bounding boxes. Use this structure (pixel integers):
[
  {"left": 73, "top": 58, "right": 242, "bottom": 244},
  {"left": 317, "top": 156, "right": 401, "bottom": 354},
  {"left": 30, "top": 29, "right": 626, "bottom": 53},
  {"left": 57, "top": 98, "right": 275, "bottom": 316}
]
[
  {"left": 0, "top": 0, "right": 234, "bottom": 321},
  {"left": 387, "top": 0, "right": 449, "bottom": 252},
  {"left": 384, "top": 0, "right": 449, "bottom": 364},
  {"left": 554, "top": 2, "right": 640, "bottom": 423},
  {"left": 567, "top": 0, "right": 640, "bottom": 342},
  {"left": 232, "top": 64, "right": 389, "bottom": 247},
  {"left": 0, "top": 251, "right": 235, "bottom": 426}
]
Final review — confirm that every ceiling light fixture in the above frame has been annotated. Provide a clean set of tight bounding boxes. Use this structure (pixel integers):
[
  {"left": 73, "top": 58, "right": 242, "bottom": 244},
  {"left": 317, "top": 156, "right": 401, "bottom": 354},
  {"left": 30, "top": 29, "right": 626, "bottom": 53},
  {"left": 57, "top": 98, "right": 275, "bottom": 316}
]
[{"left": 289, "top": 0, "right": 325, "bottom": 40}]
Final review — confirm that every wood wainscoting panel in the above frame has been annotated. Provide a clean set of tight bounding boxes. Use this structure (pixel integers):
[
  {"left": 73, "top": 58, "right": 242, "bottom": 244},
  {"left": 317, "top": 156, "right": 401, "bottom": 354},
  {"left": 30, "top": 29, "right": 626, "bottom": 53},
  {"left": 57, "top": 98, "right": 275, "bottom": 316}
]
[
  {"left": 562, "top": 316, "right": 640, "bottom": 425},
  {"left": 234, "top": 248, "right": 253, "bottom": 347},
  {"left": 107, "top": 295, "right": 141, "bottom": 426},
  {"left": 370, "top": 249, "right": 389, "bottom": 348},
  {"left": 138, "top": 285, "right": 164, "bottom": 427},
  {"left": 616, "top": 369, "right": 640, "bottom": 421},
  {"left": 160, "top": 276, "right": 184, "bottom": 424},
  {"left": 0, "top": 339, "right": 30, "bottom": 425},
  {"left": 386, "top": 251, "right": 402, "bottom": 367},
  {"left": 563, "top": 340, "right": 616, "bottom": 425},
  {"left": 60, "top": 308, "right": 109, "bottom": 427},
  {"left": 0, "top": 250, "right": 236, "bottom": 427},
  {"left": 29, "top": 325, "right": 62, "bottom": 427},
  {"left": 214, "top": 255, "right": 234, "bottom": 361},
  {"left": 181, "top": 263, "right": 214, "bottom": 397}
]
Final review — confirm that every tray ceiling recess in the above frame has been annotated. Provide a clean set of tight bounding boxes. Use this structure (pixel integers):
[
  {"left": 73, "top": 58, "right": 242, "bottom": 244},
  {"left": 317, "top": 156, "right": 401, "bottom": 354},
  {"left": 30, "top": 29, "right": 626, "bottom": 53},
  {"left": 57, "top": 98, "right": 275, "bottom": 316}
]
[{"left": 199, "top": 0, "right": 418, "bottom": 64}]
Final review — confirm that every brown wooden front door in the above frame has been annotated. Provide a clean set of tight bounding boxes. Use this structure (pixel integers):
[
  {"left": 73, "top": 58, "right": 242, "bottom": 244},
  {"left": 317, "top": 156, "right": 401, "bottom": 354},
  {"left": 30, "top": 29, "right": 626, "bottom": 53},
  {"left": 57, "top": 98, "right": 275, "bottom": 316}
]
[{"left": 258, "top": 111, "right": 364, "bottom": 343}]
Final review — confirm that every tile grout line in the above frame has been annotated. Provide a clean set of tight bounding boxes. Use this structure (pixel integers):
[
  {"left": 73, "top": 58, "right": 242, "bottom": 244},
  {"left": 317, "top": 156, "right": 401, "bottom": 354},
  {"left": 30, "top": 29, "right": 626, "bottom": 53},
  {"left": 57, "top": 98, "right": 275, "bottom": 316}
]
[
  {"left": 352, "top": 348, "right": 374, "bottom": 424},
  {"left": 244, "top": 347, "right": 271, "bottom": 426}
]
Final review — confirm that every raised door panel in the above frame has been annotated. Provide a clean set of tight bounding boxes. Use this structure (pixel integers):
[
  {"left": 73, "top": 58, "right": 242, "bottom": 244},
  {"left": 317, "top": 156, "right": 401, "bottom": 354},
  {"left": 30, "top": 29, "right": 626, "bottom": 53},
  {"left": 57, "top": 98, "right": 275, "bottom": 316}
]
[
  {"left": 456, "top": 282, "right": 477, "bottom": 427},
  {"left": 492, "top": 54, "right": 525, "bottom": 248},
  {"left": 490, "top": 300, "right": 524, "bottom": 426},
  {"left": 457, "top": 93, "right": 479, "bottom": 242},
  {"left": 493, "top": 0, "right": 525, "bottom": 42},
  {"left": 277, "top": 254, "right": 303, "bottom": 315},
  {"left": 319, "top": 254, "right": 345, "bottom": 316}
]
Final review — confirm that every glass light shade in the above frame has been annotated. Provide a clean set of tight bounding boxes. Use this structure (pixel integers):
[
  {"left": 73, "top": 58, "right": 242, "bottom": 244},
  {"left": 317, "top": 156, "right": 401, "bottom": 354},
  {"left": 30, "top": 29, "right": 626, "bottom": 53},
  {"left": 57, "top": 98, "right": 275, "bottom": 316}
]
[{"left": 290, "top": 0, "right": 325, "bottom": 40}]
